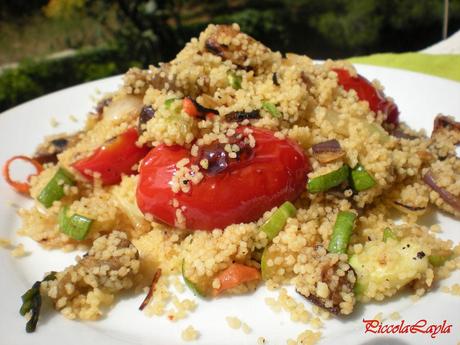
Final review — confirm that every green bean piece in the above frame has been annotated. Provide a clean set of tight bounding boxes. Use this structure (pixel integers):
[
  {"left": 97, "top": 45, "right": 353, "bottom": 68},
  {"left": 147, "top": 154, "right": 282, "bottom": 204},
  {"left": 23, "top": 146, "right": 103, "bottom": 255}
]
[
  {"left": 328, "top": 211, "right": 357, "bottom": 254},
  {"left": 383, "top": 227, "right": 397, "bottom": 242},
  {"left": 428, "top": 255, "right": 449, "bottom": 267},
  {"left": 181, "top": 260, "right": 206, "bottom": 297},
  {"left": 227, "top": 71, "right": 242, "bottom": 90},
  {"left": 351, "top": 164, "right": 376, "bottom": 191},
  {"left": 59, "top": 206, "right": 93, "bottom": 240},
  {"left": 307, "top": 165, "right": 349, "bottom": 193},
  {"left": 37, "top": 168, "right": 75, "bottom": 208},
  {"left": 262, "top": 101, "right": 281, "bottom": 118},
  {"left": 164, "top": 98, "right": 179, "bottom": 109},
  {"left": 260, "top": 201, "right": 297, "bottom": 241}
]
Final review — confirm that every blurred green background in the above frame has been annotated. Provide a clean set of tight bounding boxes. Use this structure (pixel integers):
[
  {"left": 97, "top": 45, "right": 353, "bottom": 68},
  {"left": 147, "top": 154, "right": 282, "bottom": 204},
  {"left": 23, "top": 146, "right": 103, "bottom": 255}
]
[{"left": 1, "top": 0, "right": 459, "bottom": 111}]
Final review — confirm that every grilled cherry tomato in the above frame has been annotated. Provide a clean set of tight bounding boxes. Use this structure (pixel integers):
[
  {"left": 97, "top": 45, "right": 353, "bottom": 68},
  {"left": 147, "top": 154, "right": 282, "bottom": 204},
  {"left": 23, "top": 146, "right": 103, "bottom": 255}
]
[
  {"left": 136, "top": 127, "right": 310, "bottom": 230},
  {"left": 73, "top": 128, "right": 149, "bottom": 185},
  {"left": 333, "top": 68, "right": 399, "bottom": 124}
]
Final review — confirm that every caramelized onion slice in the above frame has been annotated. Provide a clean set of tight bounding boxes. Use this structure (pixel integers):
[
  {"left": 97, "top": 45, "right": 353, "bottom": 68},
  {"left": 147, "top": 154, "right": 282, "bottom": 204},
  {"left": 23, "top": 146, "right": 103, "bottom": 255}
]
[
  {"left": 312, "top": 139, "right": 345, "bottom": 163},
  {"left": 423, "top": 170, "right": 460, "bottom": 211}
]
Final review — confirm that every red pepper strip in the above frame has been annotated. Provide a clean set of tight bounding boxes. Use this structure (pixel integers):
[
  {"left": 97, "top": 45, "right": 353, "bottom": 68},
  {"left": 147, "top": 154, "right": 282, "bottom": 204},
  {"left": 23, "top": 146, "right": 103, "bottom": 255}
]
[
  {"left": 3, "top": 156, "right": 43, "bottom": 194},
  {"left": 182, "top": 97, "right": 219, "bottom": 120}
]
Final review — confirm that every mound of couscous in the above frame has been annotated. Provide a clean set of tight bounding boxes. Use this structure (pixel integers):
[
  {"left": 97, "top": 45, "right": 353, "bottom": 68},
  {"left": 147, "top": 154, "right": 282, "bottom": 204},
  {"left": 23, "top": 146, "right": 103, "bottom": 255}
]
[{"left": 4, "top": 24, "right": 460, "bottom": 341}]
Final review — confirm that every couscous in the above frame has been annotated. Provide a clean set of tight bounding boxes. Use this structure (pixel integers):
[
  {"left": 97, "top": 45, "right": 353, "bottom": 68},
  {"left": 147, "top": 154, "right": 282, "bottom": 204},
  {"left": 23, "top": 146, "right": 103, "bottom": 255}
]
[{"left": 3, "top": 24, "right": 460, "bottom": 341}]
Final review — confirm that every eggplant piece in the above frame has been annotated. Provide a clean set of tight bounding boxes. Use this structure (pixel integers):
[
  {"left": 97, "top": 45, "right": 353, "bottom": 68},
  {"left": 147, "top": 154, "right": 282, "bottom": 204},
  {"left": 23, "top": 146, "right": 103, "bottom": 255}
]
[
  {"left": 296, "top": 255, "right": 356, "bottom": 315},
  {"left": 224, "top": 110, "right": 260, "bottom": 122},
  {"left": 34, "top": 133, "right": 80, "bottom": 164}
]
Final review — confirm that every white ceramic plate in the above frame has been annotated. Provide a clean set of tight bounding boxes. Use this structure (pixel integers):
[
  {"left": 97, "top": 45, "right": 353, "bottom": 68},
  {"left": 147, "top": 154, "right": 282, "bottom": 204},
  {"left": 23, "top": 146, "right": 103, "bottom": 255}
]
[{"left": 0, "top": 65, "right": 459, "bottom": 345}]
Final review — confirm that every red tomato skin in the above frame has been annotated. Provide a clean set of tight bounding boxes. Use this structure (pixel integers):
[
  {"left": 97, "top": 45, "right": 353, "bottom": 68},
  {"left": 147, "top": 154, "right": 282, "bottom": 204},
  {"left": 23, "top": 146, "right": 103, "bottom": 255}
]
[
  {"left": 333, "top": 68, "right": 399, "bottom": 125},
  {"left": 136, "top": 127, "right": 310, "bottom": 230},
  {"left": 72, "top": 128, "right": 149, "bottom": 185}
]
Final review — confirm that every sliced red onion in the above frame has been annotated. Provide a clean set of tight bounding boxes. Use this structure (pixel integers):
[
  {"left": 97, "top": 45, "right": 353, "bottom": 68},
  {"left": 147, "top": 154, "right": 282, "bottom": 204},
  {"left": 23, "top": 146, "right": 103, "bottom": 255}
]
[
  {"left": 393, "top": 200, "right": 426, "bottom": 212},
  {"left": 432, "top": 115, "right": 460, "bottom": 144},
  {"left": 312, "top": 139, "right": 341, "bottom": 153},
  {"left": 391, "top": 129, "right": 418, "bottom": 140},
  {"left": 423, "top": 170, "right": 460, "bottom": 211},
  {"left": 312, "top": 139, "right": 344, "bottom": 163},
  {"left": 139, "top": 269, "right": 162, "bottom": 311},
  {"left": 433, "top": 114, "right": 460, "bottom": 132}
]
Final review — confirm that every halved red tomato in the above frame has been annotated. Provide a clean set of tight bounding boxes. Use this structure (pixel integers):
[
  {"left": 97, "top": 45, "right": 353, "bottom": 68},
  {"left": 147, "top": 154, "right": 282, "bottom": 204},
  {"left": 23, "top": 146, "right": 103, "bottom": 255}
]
[
  {"left": 72, "top": 128, "right": 149, "bottom": 185},
  {"left": 333, "top": 68, "right": 399, "bottom": 125},
  {"left": 136, "top": 127, "right": 310, "bottom": 230}
]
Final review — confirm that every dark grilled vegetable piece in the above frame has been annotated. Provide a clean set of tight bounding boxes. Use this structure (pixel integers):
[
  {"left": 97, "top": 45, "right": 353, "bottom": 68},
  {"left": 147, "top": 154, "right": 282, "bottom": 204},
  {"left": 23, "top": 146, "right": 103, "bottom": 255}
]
[
  {"left": 182, "top": 97, "right": 219, "bottom": 120},
  {"left": 224, "top": 110, "right": 260, "bottom": 122},
  {"left": 312, "top": 140, "right": 345, "bottom": 164},
  {"left": 296, "top": 258, "right": 356, "bottom": 315},
  {"left": 95, "top": 97, "right": 112, "bottom": 116},
  {"left": 204, "top": 25, "right": 259, "bottom": 71},
  {"left": 272, "top": 73, "right": 279, "bottom": 86},
  {"left": 139, "top": 269, "right": 162, "bottom": 311},
  {"left": 34, "top": 133, "right": 80, "bottom": 164},
  {"left": 391, "top": 129, "right": 418, "bottom": 140},
  {"left": 20, "top": 272, "right": 56, "bottom": 333},
  {"left": 432, "top": 115, "right": 460, "bottom": 140},
  {"left": 138, "top": 105, "right": 155, "bottom": 133}
]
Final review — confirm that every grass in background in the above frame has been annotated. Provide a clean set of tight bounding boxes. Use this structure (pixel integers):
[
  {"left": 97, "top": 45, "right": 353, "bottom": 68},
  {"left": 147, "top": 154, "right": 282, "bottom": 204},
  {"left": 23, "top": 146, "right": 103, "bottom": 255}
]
[{"left": 0, "top": 12, "right": 117, "bottom": 65}]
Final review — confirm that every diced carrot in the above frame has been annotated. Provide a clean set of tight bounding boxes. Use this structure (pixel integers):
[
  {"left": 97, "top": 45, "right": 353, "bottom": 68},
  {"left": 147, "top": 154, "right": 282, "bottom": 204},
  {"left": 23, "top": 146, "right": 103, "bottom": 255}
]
[
  {"left": 182, "top": 97, "right": 199, "bottom": 117},
  {"left": 213, "top": 263, "right": 261, "bottom": 295}
]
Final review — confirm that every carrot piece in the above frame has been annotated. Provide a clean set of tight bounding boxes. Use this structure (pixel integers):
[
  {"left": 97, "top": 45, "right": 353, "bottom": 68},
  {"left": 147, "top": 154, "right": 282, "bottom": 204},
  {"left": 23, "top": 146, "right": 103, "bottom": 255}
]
[
  {"left": 182, "top": 97, "right": 199, "bottom": 117},
  {"left": 213, "top": 263, "right": 261, "bottom": 295},
  {"left": 3, "top": 155, "right": 43, "bottom": 194}
]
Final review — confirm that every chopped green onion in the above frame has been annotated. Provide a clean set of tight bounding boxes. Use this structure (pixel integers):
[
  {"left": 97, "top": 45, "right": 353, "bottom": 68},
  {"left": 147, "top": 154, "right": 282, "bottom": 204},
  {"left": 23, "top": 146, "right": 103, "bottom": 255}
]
[
  {"left": 328, "top": 211, "right": 356, "bottom": 254},
  {"left": 19, "top": 272, "right": 56, "bottom": 333},
  {"left": 262, "top": 101, "right": 281, "bottom": 118},
  {"left": 353, "top": 280, "right": 365, "bottom": 296},
  {"left": 227, "top": 71, "right": 242, "bottom": 90},
  {"left": 351, "top": 164, "right": 376, "bottom": 191},
  {"left": 428, "top": 255, "right": 449, "bottom": 267},
  {"left": 181, "top": 260, "right": 205, "bottom": 297},
  {"left": 260, "top": 201, "right": 296, "bottom": 241},
  {"left": 59, "top": 206, "right": 93, "bottom": 240},
  {"left": 383, "top": 227, "right": 397, "bottom": 242},
  {"left": 164, "top": 98, "right": 179, "bottom": 109},
  {"left": 307, "top": 165, "right": 349, "bottom": 193},
  {"left": 37, "top": 168, "right": 75, "bottom": 208}
]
